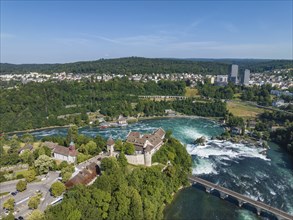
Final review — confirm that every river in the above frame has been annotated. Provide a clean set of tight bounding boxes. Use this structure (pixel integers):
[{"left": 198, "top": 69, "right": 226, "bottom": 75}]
[{"left": 27, "top": 117, "right": 293, "bottom": 220}]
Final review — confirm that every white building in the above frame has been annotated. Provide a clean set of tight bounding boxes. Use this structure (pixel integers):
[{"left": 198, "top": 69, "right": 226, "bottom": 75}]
[
  {"left": 52, "top": 141, "right": 77, "bottom": 163},
  {"left": 243, "top": 69, "right": 250, "bottom": 85}
]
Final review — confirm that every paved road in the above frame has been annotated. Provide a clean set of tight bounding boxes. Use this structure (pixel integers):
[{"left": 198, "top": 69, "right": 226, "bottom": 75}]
[
  {"left": 0, "top": 172, "right": 59, "bottom": 219},
  {"left": 76, "top": 153, "right": 107, "bottom": 171}
]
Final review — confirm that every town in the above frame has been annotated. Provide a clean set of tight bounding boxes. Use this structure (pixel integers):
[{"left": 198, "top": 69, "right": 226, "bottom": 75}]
[{"left": 1, "top": 65, "right": 292, "bottom": 89}]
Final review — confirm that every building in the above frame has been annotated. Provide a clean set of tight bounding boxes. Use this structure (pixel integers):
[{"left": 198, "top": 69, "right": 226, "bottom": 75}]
[
  {"left": 216, "top": 75, "right": 228, "bottom": 86},
  {"left": 106, "top": 137, "right": 115, "bottom": 156},
  {"left": 65, "top": 163, "right": 101, "bottom": 189},
  {"left": 243, "top": 69, "right": 250, "bottom": 85},
  {"left": 51, "top": 141, "right": 77, "bottom": 163},
  {"left": 117, "top": 115, "right": 128, "bottom": 126},
  {"left": 230, "top": 64, "right": 239, "bottom": 84},
  {"left": 107, "top": 128, "right": 166, "bottom": 166},
  {"left": 18, "top": 144, "right": 33, "bottom": 154}
]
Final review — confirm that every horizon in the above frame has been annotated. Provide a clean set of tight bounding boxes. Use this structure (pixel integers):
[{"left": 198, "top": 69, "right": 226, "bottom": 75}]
[
  {"left": 1, "top": 56, "right": 292, "bottom": 66},
  {"left": 1, "top": 1, "right": 292, "bottom": 64}
]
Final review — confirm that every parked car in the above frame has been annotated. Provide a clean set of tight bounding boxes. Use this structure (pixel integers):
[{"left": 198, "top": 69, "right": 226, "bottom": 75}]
[
  {"left": 11, "top": 191, "right": 18, "bottom": 196},
  {"left": 18, "top": 216, "right": 24, "bottom": 220}
]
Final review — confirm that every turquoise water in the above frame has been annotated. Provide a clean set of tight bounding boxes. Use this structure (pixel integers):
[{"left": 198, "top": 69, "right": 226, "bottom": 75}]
[{"left": 28, "top": 117, "right": 293, "bottom": 220}]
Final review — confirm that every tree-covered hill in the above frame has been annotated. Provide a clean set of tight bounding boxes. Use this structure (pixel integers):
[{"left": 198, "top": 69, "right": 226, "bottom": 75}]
[
  {"left": 1, "top": 57, "right": 292, "bottom": 75},
  {"left": 1, "top": 57, "right": 230, "bottom": 75}
]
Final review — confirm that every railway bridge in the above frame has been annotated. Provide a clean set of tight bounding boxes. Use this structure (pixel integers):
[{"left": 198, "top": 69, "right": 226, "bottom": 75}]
[{"left": 189, "top": 176, "right": 293, "bottom": 220}]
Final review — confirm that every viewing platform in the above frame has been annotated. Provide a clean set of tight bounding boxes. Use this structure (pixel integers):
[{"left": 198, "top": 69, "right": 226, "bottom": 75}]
[{"left": 189, "top": 176, "right": 293, "bottom": 220}]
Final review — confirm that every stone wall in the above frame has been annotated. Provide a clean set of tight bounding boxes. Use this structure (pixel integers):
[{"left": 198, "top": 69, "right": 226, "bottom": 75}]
[{"left": 125, "top": 154, "right": 145, "bottom": 166}]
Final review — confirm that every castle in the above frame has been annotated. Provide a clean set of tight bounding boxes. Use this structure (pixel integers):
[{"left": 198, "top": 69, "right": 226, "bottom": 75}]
[{"left": 107, "top": 128, "right": 166, "bottom": 166}]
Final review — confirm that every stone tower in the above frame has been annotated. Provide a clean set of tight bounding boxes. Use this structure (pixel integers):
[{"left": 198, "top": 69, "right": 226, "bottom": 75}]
[
  {"left": 106, "top": 137, "right": 115, "bottom": 156},
  {"left": 144, "top": 146, "right": 152, "bottom": 167}
]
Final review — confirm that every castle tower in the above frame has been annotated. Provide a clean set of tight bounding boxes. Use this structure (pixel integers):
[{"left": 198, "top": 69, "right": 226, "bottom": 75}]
[
  {"left": 68, "top": 141, "right": 77, "bottom": 164},
  {"left": 144, "top": 146, "right": 152, "bottom": 167},
  {"left": 106, "top": 137, "right": 115, "bottom": 156}
]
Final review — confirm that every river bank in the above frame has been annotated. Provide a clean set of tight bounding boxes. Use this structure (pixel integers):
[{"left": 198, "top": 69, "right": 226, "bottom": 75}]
[
  {"left": 5, "top": 114, "right": 223, "bottom": 135},
  {"left": 6, "top": 125, "right": 71, "bottom": 135}
]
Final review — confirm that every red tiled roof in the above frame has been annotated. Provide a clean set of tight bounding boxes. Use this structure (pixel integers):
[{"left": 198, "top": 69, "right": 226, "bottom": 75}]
[{"left": 65, "top": 163, "right": 100, "bottom": 188}]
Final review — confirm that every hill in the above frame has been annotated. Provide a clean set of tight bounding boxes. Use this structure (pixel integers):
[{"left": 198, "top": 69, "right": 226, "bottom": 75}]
[{"left": 1, "top": 57, "right": 292, "bottom": 75}]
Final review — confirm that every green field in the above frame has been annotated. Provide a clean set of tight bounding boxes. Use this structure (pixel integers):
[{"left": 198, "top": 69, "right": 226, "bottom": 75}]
[
  {"left": 185, "top": 87, "right": 199, "bottom": 97},
  {"left": 227, "top": 101, "right": 265, "bottom": 118}
]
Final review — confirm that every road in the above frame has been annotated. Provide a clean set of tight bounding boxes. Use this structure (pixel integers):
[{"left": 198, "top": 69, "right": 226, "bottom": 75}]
[
  {"left": 0, "top": 153, "right": 108, "bottom": 219},
  {"left": 76, "top": 152, "right": 107, "bottom": 171},
  {"left": 0, "top": 171, "right": 59, "bottom": 219}
]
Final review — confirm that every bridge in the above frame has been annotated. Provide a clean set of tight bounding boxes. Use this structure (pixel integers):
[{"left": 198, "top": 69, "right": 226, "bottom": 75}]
[
  {"left": 189, "top": 176, "right": 293, "bottom": 220},
  {"left": 138, "top": 95, "right": 187, "bottom": 100}
]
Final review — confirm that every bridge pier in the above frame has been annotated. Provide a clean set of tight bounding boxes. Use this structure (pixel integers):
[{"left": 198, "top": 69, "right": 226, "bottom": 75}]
[
  {"left": 220, "top": 192, "right": 228, "bottom": 199},
  {"left": 256, "top": 207, "right": 262, "bottom": 216},
  {"left": 238, "top": 200, "right": 245, "bottom": 207},
  {"left": 205, "top": 187, "right": 213, "bottom": 193}
]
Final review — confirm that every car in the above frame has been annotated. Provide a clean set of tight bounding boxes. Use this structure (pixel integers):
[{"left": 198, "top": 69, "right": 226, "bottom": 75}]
[
  {"left": 18, "top": 216, "right": 24, "bottom": 220},
  {"left": 11, "top": 191, "right": 18, "bottom": 196}
]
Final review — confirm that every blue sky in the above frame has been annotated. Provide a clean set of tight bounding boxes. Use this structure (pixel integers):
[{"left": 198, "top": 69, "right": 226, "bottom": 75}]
[{"left": 1, "top": 1, "right": 292, "bottom": 64}]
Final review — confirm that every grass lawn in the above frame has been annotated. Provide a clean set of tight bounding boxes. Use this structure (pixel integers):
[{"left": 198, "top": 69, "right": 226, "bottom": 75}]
[
  {"left": 227, "top": 101, "right": 265, "bottom": 119},
  {"left": 185, "top": 87, "right": 199, "bottom": 97},
  {"left": 0, "top": 192, "right": 9, "bottom": 196}
]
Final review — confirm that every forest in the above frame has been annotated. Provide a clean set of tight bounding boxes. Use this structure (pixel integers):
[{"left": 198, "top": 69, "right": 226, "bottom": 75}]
[
  {"left": 2, "top": 57, "right": 292, "bottom": 75},
  {"left": 1, "top": 57, "right": 229, "bottom": 75},
  {"left": 0, "top": 79, "right": 228, "bottom": 132},
  {"left": 44, "top": 136, "right": 192, "bottom": 220}
]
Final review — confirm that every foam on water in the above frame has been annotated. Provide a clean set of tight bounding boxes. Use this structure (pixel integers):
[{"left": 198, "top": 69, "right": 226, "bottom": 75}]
[
  {"left": 192, "top": 158, "right": 218, "bottom": 175},
  {"left": 188, "top": 140, "right": 270, "bottom": 161}
]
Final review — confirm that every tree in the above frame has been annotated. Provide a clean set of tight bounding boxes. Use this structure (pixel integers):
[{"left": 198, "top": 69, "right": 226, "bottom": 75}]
[
  {"left": 50, "top": 181, "right": 66, "bottom": 197},
  {"left": 16, "top": 180, "right": 27, "bottom": 192},
  {"left": 124, "top": 142, "right": 135, "bottom": 155},
  {"left": 3, "top": 198, "right": 15, "bottom": 211},
  {"left": 117, "top": 152, "right": 128, "bottom": 167},
  {"left": 21, "top": 133, "right": 34, "bottom": 143},
  {"left": 66, "top": 210, "right": 82, "bottom": 220},
  {"left": 2, "top": 212, "right": 15, "bottom": 220},
  {"left": 86, "top": 141, "right": 98, "bottom": 155},
  {"left": 28, "top": 209, "right": 45, "bottom": 220},
  {"left": 24, "top": 170, "right": 36, "bottom": 182},
  {"left": 34, "top": 155, "right": 54, "bottom": 174},
  {"left": 66, "top": 125, "right": 78, "bottom": 144},
  {"left": 20, "top": 149, "right": 33, "bottom": 163},
  {"left": 28, "top": 194, "right": 41, "bottom": 209}
]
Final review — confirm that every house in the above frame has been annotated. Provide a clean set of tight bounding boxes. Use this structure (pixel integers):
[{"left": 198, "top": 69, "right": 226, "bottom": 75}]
[
  {"left": 231, "top": 127, "right": 242, "bottom": 135},
  {"left": 53, "top": 141, "right": 77, "bottom": 163},
  {"left": 165, "top": 109, "right": 176, "bottom": 116},
  {"left": 43, "top": 141, "right": 77, "bottom": 163},
  {"left": 18, "top": 144, "right": 33, "bottom": 154},
  {"left": 117, "top": 115, "right": 128, "bottom": 126},
  {"left": 65, "top": 163, "right": 101, "bottom": 189}
]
